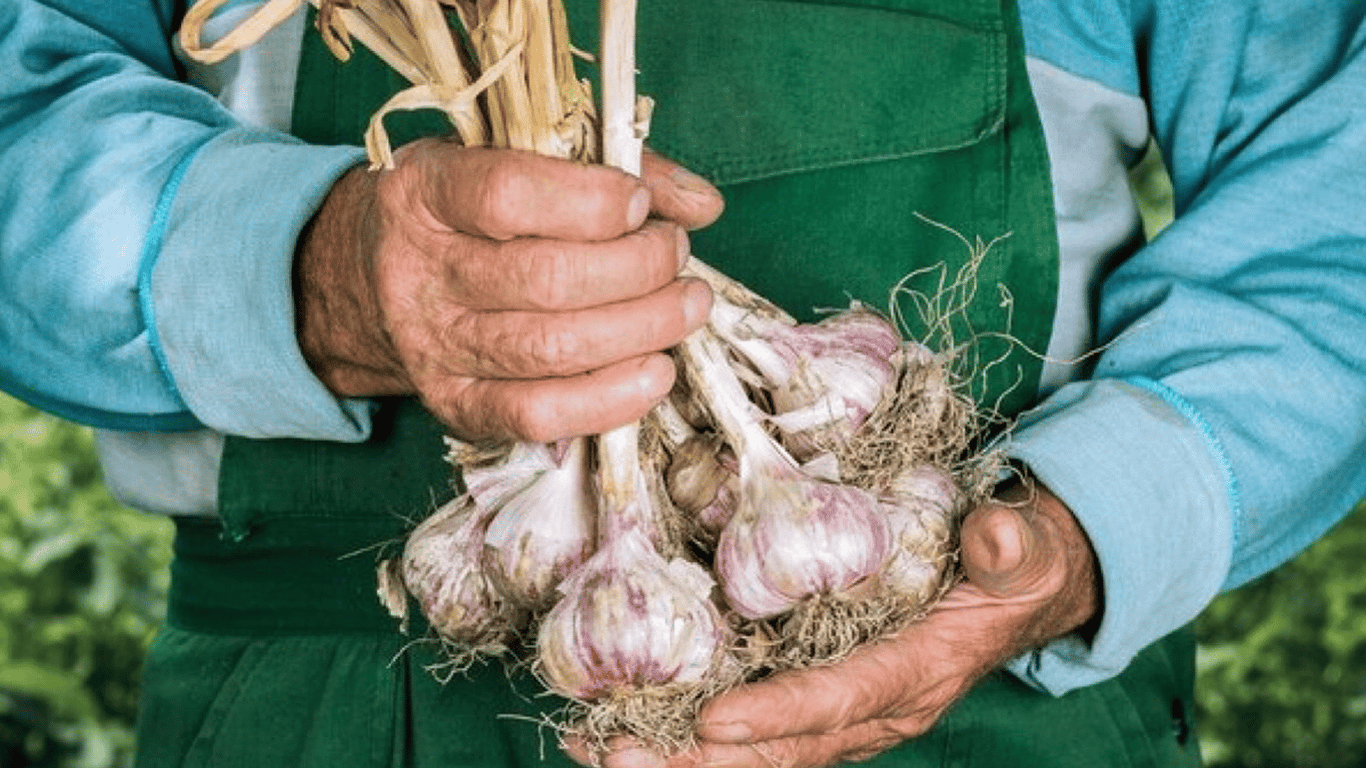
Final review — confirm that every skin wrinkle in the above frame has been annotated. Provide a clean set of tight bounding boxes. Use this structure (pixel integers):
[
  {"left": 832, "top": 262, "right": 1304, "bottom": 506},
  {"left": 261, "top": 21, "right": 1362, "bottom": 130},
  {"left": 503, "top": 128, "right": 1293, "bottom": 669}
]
[
  {"left": 567, "top": 479, "right": 1099, "bottom": 768},
  {"left": 294, "top": 141, "right": 720, "bottom": 442}
]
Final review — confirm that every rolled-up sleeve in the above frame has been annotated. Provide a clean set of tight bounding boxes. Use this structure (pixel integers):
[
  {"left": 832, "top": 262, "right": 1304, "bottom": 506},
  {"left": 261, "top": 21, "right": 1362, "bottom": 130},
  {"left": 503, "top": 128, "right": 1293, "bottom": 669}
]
[
  {"left": 1008, "top": 0, "right": 1366, "bottom": 694},
  {"left": 0, "top": 1, "right": 373, "bottom": 440}
]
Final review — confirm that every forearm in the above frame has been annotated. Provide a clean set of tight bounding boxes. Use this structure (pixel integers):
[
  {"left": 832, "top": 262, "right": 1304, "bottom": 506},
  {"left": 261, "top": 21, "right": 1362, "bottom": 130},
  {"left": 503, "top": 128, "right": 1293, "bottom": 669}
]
[
  {"left": 1, "top": 1, "right": 375, "bottom": 439},
  {"left": 1007, "top": 0, "right": 1366, "bottom": 695}
]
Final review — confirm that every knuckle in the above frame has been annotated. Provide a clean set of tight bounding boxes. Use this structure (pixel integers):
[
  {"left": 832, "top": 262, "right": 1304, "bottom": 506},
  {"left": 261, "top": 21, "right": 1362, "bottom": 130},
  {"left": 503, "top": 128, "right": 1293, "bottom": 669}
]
[
  {"left": 423, "top": 381, "right": 485, "bottom": 441},
  {"left": 504, "top": 395, "right": 561, "bottom": 444},
  {"left": 883, "top": 716, "right": 932, "bottom": 740},
  {"left": 434, "top": 312, "right": 482, "bottom": 369},
  {"left": 843, "top": 732, "right": 905, "bottom": 764},
  {"left": 749, "top": 741, "right": 800, "bottom": 768},
  {"left": 519, "top": 246, "right": 579, "bottom": 310},
  {"left": 472, "top": 160, "right": 525, "bottom": 239},
  {"left": 800, "top": 670, "right": 865, "bottom": 731},
  {"left": 518, "top": 321, "right": 581, "bottom": 375}
]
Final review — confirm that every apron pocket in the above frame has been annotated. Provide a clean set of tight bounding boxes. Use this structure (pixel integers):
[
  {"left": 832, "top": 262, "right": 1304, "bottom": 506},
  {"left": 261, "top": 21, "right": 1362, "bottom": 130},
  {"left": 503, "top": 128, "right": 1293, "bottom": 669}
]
[
  {"left": 137, "top": 630, "right": 400, "bottom": 768},
  {"left": 629, "top": 0, "right": 1008, "bottom": 184}
]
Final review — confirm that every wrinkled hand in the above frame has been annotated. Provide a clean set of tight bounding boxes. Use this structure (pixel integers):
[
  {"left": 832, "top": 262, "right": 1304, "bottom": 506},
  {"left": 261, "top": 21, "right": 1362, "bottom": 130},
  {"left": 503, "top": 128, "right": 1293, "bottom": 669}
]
[
  {"left": 295, "top": 141, "right": 724, "bottom": 442},
  {"left": 570, "top": 478, "right": 1100, "bottom": 768}
]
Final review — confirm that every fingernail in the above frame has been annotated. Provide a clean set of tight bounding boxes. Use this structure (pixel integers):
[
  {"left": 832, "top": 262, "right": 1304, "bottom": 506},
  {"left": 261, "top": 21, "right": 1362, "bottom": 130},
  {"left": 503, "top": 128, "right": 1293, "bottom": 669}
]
[
  {"left": 683, "top": 279, "right": 713, "bottom": 328},
  {"left": 627, "top": 187, "right": 651, "bottom": 230},
  {"left": 698, "top": 721, "right": 752, "bottom": 743},
  {"left": 675, "top": 226, "right": 691, "bottom": 270},
  {"left": 671, "top": 167, "right": 718, "bottom": 198},
  {"left": 633, "top": 355, "right": 675, "bottom": 403}
]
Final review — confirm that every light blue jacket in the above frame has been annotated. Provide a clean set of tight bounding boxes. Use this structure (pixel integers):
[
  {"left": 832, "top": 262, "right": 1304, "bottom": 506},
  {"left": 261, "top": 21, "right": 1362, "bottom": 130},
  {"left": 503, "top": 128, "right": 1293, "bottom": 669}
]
[{"left": 2, "top": 0, "right": 1364, "bottom": 696}]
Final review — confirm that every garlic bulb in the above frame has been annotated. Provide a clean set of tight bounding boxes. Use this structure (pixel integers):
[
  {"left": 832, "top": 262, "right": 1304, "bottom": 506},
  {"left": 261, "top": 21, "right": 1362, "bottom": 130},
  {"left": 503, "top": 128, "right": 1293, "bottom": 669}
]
[
  {"left": 888, "top": 462, "right": 960, "bottom": 516},
  {"left": 880, "top": 464, "right": 958, "bottom": 603},
  {"left": 536, "top": 370, "right": 728, "bottom": 702},
  {"left": 535, "top": 526, "right": 727, "bottom": 699},
  {"left": 680, "top": 330, "right": 893, "bottom": 620},
  {"left": 665, "top": 432, "right": 739, "bottom": 535},
  {"left": 482, "top": 437, "right": 597, "bottom": 609},
  {"left": 401, "top": 496, "right": 505, "bottom": 641},
  {"left": 710, "top": 298, "right": 903, "bottom": 460},
  {"left": 716, "top": 469, "right": 891, "bottom": 619}
]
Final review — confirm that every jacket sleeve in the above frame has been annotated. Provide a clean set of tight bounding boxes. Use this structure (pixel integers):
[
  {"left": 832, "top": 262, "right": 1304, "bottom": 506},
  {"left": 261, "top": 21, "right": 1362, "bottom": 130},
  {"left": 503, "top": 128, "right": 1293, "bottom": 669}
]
[
  {"left": 0, "top": 1, "right": 373, "bottom": 439},
  {"left": 1006, "top": 0, "right": 1366, "bottom": 694}
]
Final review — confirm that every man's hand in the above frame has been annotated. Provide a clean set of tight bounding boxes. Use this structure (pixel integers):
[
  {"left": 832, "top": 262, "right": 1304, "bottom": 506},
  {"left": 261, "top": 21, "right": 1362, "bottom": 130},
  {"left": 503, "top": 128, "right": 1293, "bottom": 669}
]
[
  {"left": 295, "top": 141, "right": 724, "bottom": 442},
  {"left": 572, "top": 478, "right": 1100, "bottom": 768}
]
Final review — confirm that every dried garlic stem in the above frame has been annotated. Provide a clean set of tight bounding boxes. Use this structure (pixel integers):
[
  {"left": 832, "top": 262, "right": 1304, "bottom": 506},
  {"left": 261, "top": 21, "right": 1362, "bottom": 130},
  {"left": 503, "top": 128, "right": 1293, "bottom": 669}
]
[
  {"left": 179, "top": 0, "right": 302, "bottom": 65},
  {"left": 593, "top": 0, "right": 651, "bottom": 537},
  {"left": 599, "top": 0, "right": 642, "bottom": 173}
]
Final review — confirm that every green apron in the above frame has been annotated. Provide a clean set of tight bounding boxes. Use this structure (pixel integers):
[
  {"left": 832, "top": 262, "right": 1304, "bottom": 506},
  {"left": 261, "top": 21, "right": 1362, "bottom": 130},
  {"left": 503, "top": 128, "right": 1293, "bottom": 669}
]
[{"left": 135, "top": 0, "right": 1202, "bottom": 765}]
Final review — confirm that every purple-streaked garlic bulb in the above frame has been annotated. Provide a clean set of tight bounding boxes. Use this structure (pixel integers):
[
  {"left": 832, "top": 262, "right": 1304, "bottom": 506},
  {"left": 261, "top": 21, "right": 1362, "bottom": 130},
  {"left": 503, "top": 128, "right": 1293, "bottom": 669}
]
[
  {"left": 710, "top": 298, "right": 903, "bottom": 460},
  {"left": 401, "top": 496, "right": 505, "bottom": 641},
  {"left": 535, "top": 526, "right": 728, "bottom": 699},
  {"left": 680, "top": 329, "right": 893, "bottom": 620}
]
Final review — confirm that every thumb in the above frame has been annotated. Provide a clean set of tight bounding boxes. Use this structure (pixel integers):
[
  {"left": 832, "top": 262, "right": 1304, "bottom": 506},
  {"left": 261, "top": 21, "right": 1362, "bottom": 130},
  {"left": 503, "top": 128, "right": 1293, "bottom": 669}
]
[{"left": 958, "top": 502, "right": 1055, "bottom": 598}]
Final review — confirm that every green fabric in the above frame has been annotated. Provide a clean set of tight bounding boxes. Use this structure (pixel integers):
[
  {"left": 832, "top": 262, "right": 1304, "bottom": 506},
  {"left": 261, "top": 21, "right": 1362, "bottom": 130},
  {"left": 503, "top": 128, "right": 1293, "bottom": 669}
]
[
  {"left": 134, "top": 0, "right": 1198, "bottom": 765},
  {"left": 139, "top": 513, "right": 1201, "bottom": 766},
  {"left": 140, "top": 514, "right": 1201, "bottom": 767}
]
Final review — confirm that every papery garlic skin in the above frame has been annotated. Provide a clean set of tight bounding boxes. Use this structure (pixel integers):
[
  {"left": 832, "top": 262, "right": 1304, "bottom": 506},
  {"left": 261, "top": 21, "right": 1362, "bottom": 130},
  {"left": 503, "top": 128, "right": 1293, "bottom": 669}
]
[
  {"left": 666, "top": 433, "right": 740, "bottom": 535},
  {"left": 461, "top": 442, "right": 553, "bottom": 509},
  {"left": 880, "top": 464, "right": 958, "bottom": 603},
  {"left": 880, "top": 502, "right": 950, "bottom": 604},
  {"left": 770, "top": 309, "right": 903, "bottom": 458},
  {"left": 402, "top": 496, "right": 504, "bottom": 641},
  {"left": 716, "top": 476, "right": 893, "bottom": 620},
  {"left": 536, "top": 528, "right": 727, "bottom": 700},
  {"left": 888, "top": 463, "right": 960, "bottom": 520},
  {"left": 710, "top": 300, "right": 903, "bottom": 460},
  {"left": 696, "top": 480, "right": 739, "bottom": 536},
  {"left": 482, "top": 438, "right": 597, "bottom": 609}
]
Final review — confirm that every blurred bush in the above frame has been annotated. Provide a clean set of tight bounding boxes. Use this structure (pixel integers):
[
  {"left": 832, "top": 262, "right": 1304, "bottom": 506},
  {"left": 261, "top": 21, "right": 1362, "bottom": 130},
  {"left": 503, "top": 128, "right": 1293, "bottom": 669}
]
[
  {"left": 0, "top": 396, "right": 173, "bottom": 767},
  {"left": 1196, "top": 502, "right": 1366, "bottom": 767}
]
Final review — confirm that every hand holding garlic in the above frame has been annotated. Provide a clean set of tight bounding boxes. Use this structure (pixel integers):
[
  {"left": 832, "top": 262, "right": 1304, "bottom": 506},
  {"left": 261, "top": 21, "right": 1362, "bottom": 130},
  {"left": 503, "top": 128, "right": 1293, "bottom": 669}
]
[
  {"left": 294, "top": 141, "right": 722, "bottom": 443},
  {"left": 571, "top": 478, "right": 1100, "bottom": 768}
]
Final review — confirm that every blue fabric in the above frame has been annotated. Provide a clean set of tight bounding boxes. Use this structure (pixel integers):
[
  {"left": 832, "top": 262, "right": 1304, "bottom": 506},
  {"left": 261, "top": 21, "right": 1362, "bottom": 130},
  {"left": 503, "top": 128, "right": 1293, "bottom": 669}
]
[
  {"left": 1009, "top": 0, "right": 1366, "bottom": 693},
  {"left": 0, "top": 0, "right": 371, "bottom": 440}
]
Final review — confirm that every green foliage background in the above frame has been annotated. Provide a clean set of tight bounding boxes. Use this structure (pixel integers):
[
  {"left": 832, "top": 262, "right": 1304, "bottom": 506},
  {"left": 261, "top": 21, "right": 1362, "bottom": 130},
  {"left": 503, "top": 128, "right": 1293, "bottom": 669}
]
[{"left": 0, "top": 397, "right": 172, "bottom": 767}]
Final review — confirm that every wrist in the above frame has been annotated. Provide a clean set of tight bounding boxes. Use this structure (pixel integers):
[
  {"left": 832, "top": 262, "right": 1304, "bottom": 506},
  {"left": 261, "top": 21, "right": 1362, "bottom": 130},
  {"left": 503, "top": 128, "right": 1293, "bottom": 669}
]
[{"left": 294, "top": 164, "right": 410, "bottom": 396}]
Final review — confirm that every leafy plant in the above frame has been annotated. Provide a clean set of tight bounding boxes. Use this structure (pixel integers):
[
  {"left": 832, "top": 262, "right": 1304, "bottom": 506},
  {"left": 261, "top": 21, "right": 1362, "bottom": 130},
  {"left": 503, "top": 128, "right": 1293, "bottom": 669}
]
[
  {"left": 1196, "top": 501, "right": 1366, "bottom": 767},
  {"left": 0, "top": 396, "right": 173, "bottom": 767}
]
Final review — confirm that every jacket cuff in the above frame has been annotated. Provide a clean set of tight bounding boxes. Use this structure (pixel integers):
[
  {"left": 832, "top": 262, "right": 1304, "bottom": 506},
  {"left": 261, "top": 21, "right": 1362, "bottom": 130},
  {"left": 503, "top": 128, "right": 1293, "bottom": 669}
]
[
  {"left": 1001, "top": 378, "right": 1235, "bottom": 695},
  {"left": 147, "top": 129, "right": 376, "bottom": 440}
]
